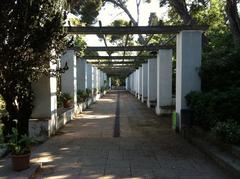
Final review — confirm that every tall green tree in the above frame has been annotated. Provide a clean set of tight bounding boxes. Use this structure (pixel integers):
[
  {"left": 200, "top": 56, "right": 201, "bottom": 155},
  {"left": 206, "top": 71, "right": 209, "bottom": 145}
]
[
  {"left": 225, "top": 0, "right": 240, "bottom": 46},
  {"left": 0, "top": 0, "right": 67, "bottom": 136}
]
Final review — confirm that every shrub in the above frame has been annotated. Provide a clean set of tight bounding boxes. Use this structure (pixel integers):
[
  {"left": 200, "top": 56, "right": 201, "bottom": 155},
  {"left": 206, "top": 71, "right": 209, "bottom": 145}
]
[
  {"left": 100, "top": 86, "right": 105, "bottom": 93},
  {"left": 86, "top": 88, "right": 92, "bottom": 97},
  {"left": 186, "top": 88, "right": 240, "bottom": 130},
  {"left": 7, "top": 128, "right": 35, "bottom": 155},
  {"left": 213, "top": 121, "right": 240, "bottom": 144},
  {"left": 201, "top": 48, "right": 240, "bottom": 91},
  {"left": 59, "top": 93, "right": 72, "bottom": 103},
  {"left": 77, "top": 90, "right": 88, "bottom": 103}
]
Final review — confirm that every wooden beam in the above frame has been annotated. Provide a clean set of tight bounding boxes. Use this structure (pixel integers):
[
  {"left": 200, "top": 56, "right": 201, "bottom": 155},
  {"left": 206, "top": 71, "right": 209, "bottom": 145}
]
[
  {"left": 66, "top": 25, "right": 208, "bottom": 35},
  {"left": 89, "top": 61, "right": 146, "bottom": 64},
  {"left": 94, "top": 65, "right": 139, "bottom": 68},
  {"left": 83, "top": 45, "right": 174, "bottom": 52},
  {"left": 83, "top": 55, "right": 156, "bottom": 60}
]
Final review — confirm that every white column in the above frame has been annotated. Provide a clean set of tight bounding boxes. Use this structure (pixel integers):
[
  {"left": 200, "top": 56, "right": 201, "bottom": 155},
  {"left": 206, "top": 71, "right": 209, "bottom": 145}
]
[
  {"left": 135, "top": 70, "right": 139, "bottom": 97},
  {"left": 131, "top": 73, "right": 134, "bottom": 93},
  {"left": 86, "top": 63, "right": 93, "bottom": 90},
  {"left": 141, "top": 63, "right": 148, "bottom": 103},
  {"left": 103, "top": 73, "right": 107, "bottom": 88},
  {"left": 138, "top": 67, "right": 142, "bottom": 100},
  {"left": 85, "top": 62, "right": 88, "bottom": 90},
  {"left": 61, "top": 50, "right": 77, "bottom": 111},
  {"left": 109, "top": 77, "right": 112, "bottom": 89},
  {"left": 134, "top": 71, "right": 138, "bottom": 95},
  {"left": 132, "top": 73, "right": 135, "bottom": 93},
  {"left": 147, "top": 59, "right": 157, "bottom": 108},
  {"left": 176, "top": 31, "right": 202, "bottom": 130},
  {"left": 100, "top": 71, "right": 104, "bottom": 88},
  {"left": 92, "top": 67, "right": 97, "bottom": 92},
  {"left": 125, "top": 77, "right": 128, "bottom": 90},
  {"left": 155, "top": 49, "right": 173, "bottom": 115},
  {"left": 97, "top": 69, "right": 101, "bottom": 90},
  {"left": 77, "top": 59, "right": 86, "bottom": 91},
  {"left": 31, "top": 61, "right": 57, "bottom": 136}
]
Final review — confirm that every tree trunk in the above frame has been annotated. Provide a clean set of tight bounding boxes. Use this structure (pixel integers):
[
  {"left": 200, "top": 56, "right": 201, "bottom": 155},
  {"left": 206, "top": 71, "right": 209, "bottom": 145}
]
[
  {"left": 16, "top": 83, "right": 33, "bottom": 136},
  {"left": 225, "top": 0, "right": 240, "bottom": 46},
  {"left": 105, "top": 0, "right": 145, "bottom": 44},
  {"left": 169, "top": 0, "right": 196, "bottom": 25},
  {"left": 1, "top": 95, "right": 18, "bottom": 140}
]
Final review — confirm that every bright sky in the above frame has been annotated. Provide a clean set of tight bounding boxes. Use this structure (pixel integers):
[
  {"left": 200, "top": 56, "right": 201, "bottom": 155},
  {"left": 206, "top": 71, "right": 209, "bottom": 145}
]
[{"left": 85, "top": 1, "right": 166, "bottom": 48}]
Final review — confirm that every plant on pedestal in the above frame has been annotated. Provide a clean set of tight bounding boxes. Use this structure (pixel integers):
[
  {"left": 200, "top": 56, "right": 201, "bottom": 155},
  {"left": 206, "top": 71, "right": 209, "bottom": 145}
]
[
  {"left": 60, "top": 93, "right": 73, "bottom": 108},
  {"left": 77, "top": 90, "right": 89, "bottom": 103},
  {"left": 7, "top": 128, "right": 35, "bottom": 171}
]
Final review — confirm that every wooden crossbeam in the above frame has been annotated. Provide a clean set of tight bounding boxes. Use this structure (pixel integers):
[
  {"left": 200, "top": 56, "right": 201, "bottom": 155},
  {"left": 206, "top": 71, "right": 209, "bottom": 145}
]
[
  {"left": 82, "top": 45, "right": 174, "bottom": 52},
  {"left": 89, "top": 61, "right": 146, "bottom": 64},
  {"left": 66, "top": 25, "right": 208, "bottom": 35},
  {"left": 100, "top": 66, "right": 134, "bottom": 70},
  {"left": 83, "top": 55, "right": 156, "bottom": 60},
  {"left": 94, "top": 65, "right": 139, "bottom": 68}
]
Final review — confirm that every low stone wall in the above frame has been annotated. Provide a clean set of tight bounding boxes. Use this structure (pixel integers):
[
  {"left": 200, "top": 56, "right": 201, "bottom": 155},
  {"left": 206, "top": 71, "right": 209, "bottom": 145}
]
[
  {"left": 29, "top": 108, "right": 74, "bottom": 142},
  {"left": 29, "top": 92, "right": 106, "bottom": 141}
]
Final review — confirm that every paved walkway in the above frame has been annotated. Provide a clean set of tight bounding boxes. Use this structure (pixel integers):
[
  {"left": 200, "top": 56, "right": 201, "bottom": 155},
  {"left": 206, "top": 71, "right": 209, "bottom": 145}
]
[{"left": 32, "top": 91, "right": 228, "bottom": 178}]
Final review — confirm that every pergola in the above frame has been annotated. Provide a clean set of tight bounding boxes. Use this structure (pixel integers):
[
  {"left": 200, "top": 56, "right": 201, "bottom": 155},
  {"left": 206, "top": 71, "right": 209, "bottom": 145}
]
[
  {"left": 30, "top": 24, "right": 207, "bottom": 137},
  {"left": 67, "top": 25, "right": 207, "bottom": 76}
]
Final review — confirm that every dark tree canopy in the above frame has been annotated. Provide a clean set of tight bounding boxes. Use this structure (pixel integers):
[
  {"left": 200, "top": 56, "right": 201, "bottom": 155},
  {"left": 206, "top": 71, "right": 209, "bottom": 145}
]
[{"left": 0, "top": 0, "right": 67, "bottom": 136}]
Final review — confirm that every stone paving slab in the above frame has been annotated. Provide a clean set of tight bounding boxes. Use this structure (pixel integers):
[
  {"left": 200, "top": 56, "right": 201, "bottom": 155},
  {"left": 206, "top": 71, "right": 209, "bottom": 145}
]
[{"left": 0, "top": 91, "right": 231, "bottom": 179}]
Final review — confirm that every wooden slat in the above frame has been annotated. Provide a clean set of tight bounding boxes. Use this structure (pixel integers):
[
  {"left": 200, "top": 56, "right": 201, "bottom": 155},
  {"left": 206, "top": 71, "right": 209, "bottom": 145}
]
[
  {"left": 83, "top": 55, "right": 156, "bottom": 60},
  {"left": 82, "top": 45, "right": 174, "bottom": 52},
  {"left": 89, "top": 61, "right": 146, "bottom": 64},
  {"left": 66, "top": 25, "right": 208, "bottom": 35}
]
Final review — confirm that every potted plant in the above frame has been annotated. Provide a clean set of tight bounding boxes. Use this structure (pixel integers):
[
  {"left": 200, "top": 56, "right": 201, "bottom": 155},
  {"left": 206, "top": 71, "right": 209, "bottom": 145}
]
[
  {"left": 60, "top": 93, "right": 73, "bottom": 108},
  {"left": 8, "top": 128, "right": 35, "bottom": 171},
  {"left": 77, "top": 90, "right": 88, "bottom": 103}
]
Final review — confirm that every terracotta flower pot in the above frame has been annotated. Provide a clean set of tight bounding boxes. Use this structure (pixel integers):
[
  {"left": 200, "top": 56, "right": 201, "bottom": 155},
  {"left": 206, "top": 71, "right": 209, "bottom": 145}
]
[
  {"left": 11, "top": 153, "right": 30, "bottom": 171},
  {"left": 63, "top": 100, "right": 72, "bottom": 108}
]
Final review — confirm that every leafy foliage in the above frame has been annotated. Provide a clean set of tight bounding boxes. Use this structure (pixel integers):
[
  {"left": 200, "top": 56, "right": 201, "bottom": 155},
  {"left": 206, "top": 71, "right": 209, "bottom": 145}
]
[
  {"left": 69, "top": 0, "right": 103, "bottom": 25},
  {"left": 213, "top": 121, "right": 240, "bottom": 144},
  {"left": 0, "top": 0, "right": 67, "bottom": 136},
  {"left": 59, "top": 93, "right": 73, "bottom": 102},
  {"left": 201, "top": 47, "right": 240, "bottom": 91},
  {"left": 186, "top": 88, "right": 240, "bottom": 144},
  {"left": 77, "top": 90, "right": 89, "bottom": 103},
  {"left": 7, "top": 128, "right": 35, "bottom": 155}
]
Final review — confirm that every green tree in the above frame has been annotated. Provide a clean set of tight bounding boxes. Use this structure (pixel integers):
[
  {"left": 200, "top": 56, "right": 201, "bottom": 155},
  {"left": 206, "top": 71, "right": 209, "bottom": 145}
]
[{"left": 0, "top": 0, "right": 67, "bottom": 136}]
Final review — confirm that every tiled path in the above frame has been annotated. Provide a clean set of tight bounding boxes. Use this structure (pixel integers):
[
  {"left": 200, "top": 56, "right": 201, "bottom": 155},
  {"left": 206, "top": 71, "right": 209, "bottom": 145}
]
[{"left": 33, "top": 91, "right": 228, "bottom": 179}]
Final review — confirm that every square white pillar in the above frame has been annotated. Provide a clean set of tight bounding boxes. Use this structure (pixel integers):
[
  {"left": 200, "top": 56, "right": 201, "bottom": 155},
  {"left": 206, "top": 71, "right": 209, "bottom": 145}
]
[
  {"left": 138, "top": 67, "right": 142, "bottom": 100},
  {"left": 131, "top": 73, "right": 134, "bottom": 93},
  {"left": 147, "top": 59, "right": 157, "bottom": 108},
  {"left": 103, "top": 73, "right": 107, "bottom": 88},
  {"left": 176, "top": 30, "right": 202, "bottom": 129},
  {"left": 31, "top": 61, "right": 57, "bottom": 136},
  {"left": 141, "top": 63, "right": 148, "bottom": 103},
  {"left": 77, "top": 59, "right": 86, "bottom": 91},
  {"left": 109, "top": 77, "right": 112, "bottom": 89},
  {"left": 129, "top": 74, "right": 133, "bottom": 92},
  {"left": 100, "top": 71, "right": 104, "bottom": 88},
  {"left": 155, "top": 49, "right": 173, "bottom": 115},
  {"left": 125, "top": 77, "right": 128, "bottom": 90},
  {"left": 97, "top": 69, "right": 101, "bottom": 90},
  {"left": 92, "top": 67, "right": 97, "bottom": 91},
  {"left": 61, "top": 50, "right": 77, "bottom": 111},
  {"left": 135, "top": 70, "right": 138, "bottom": 95},
  {"left": 135, "top": 70, "right": 139, "bottom": 97},
  {"left": 86, "top": 63, "right": 93, "bottom": 90},
  {"left": 129, "top": 74, "right": 132, "bottom": 92}
]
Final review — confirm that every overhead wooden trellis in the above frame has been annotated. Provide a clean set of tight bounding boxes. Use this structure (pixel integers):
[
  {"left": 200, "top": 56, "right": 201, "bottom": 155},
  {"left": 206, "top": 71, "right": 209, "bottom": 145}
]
[
  {"left": 67, "top": 25, "right": 208, "bottom": 35},
  {"left": 67, "top": 25, "right": 207, "bottom": 76}
]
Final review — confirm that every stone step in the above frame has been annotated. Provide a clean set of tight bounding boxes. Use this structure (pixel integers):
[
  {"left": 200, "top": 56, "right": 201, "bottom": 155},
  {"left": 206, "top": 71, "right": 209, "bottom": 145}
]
[{"left": 187, "top": 135, "right": 240, "bottom": 179}]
